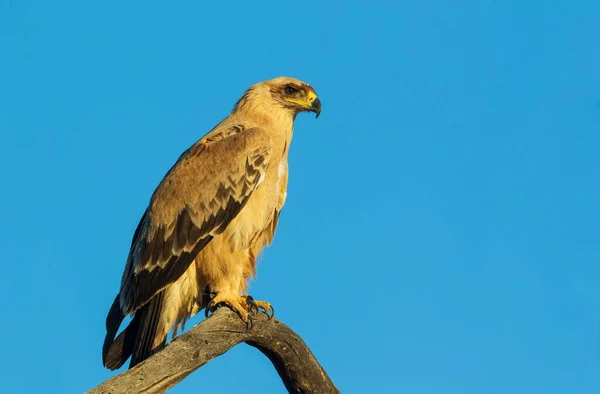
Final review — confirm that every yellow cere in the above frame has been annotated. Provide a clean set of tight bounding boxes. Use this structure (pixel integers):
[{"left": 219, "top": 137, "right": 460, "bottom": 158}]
[{"left": 287, "top": 90, "right": 318, "bottom": 109}]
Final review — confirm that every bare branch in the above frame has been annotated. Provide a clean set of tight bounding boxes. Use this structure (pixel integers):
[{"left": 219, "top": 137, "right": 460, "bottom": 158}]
[{"left": 87, "top": 308, "right": 339, "bottom": 394}]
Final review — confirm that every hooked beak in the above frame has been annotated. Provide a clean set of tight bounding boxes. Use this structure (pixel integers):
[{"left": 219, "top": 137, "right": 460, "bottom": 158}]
[{"left": 310, "top": 97, "right": 322, "bottom": 118}]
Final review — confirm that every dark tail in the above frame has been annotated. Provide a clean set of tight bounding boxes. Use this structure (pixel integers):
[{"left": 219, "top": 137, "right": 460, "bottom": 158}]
[
  {"left": 102, "top": 292, "right": 167, "bottom": 370},
  {"left": 129, "top": 291, "right": 167, "bottom": 368},
  {"left": 102, "top": 295, "right": 128, "bottom": 370}
]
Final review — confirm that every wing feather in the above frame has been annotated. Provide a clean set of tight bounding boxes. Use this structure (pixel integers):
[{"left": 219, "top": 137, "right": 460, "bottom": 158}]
[{"left": 119, "top": 125, "right": 271, "bottom": 313}]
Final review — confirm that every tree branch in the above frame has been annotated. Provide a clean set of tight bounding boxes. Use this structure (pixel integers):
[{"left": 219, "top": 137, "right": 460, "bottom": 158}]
[{"left": 87, "top": 308, "right": 339, "bottom": 394}]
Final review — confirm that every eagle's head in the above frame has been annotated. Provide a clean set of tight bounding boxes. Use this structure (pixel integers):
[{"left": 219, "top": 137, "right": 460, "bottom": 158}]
[
  {"left": 264, "top": 77, "right": 321, "bottom": 118},
  {"left": 235, "top": 77, "right": 321, "bottom": 119}
]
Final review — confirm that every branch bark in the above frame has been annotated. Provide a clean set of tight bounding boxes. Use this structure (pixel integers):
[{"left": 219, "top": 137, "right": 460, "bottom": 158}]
[{"left": 87, "top": 308, "right": 339, "bottom": 394}]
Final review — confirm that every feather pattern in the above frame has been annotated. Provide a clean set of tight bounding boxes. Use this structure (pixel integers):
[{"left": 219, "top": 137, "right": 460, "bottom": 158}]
[{"left": 119, "top": 126, "right": 272, "bottom": 314}]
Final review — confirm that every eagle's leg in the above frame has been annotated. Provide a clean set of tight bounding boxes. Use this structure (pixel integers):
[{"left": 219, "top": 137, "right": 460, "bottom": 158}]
[
  {"left": 205, "top": 293, "right": 251, "bottom": 323},
  {"left": 205, "top": 293, "right": 274, "bottom": 327}
]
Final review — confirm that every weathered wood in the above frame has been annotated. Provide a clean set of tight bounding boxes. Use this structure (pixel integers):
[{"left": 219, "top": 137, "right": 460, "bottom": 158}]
[{"left": 87, "top": 308, "right": 339, "bottom": 394}]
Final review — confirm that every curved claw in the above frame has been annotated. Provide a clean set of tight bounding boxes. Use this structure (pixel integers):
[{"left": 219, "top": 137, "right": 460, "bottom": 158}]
[
  {"left": 245, "top": 295, "right": 259, "bottom": 315},
  {"left": 249, "top": 298, "right": 274, "bottom": 319},
  {"left": 245, "top": 314, "right": 254, "bottom": 331},
  {"left": 265, "top": 304, "right": 275, "bottom": 320},
  {"left": 205, "top": 301, "right": 216, "bottom": 318}
]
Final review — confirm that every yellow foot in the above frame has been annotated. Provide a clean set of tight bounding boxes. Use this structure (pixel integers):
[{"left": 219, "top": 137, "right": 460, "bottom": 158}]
[
  {"left": 205, "top": 294, "right": 275, "bottom": 329},
  {"left": 205, "top": 293, "right": 250, "bottom": 322}
]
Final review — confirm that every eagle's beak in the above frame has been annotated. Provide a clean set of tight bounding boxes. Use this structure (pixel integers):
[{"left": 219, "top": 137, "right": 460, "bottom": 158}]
[{"left": 310, "top": 97, "right": 322, "bottom": 118}]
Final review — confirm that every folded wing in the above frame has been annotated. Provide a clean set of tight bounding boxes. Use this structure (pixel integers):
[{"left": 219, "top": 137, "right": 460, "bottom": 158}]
[{"left": 119, "top": 125, "right": 272, "bottom": 314}]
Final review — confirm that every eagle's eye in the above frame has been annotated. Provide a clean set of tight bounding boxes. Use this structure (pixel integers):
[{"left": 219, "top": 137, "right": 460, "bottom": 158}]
[{"left": 284, "top": 85, "right": 299, "bottom": 95}]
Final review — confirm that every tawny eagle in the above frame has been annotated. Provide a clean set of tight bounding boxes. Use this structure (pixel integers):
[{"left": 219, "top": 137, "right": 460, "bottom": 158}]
[{"left": 102, "top": 77, "right": 321, "bottom": 369}]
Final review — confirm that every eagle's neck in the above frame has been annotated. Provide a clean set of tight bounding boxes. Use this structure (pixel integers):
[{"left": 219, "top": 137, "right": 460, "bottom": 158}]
[{"left": 232, "top": 90, "right": 294, "bottom": 132}]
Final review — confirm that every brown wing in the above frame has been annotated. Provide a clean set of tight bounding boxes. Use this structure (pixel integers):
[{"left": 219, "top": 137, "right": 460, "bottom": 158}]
[{"left": 119, "top": 124, "right": 271, "bottom": 314}]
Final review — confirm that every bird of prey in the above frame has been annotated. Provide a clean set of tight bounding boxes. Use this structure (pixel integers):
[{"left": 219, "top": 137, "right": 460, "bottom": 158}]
[{"left": 102, "top": 77, "right": 321, "bottom": 370}]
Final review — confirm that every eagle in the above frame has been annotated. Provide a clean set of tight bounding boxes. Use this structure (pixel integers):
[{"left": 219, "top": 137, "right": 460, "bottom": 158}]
[{"left": 102, "top": 77, "right": 321, "bottom": 370}]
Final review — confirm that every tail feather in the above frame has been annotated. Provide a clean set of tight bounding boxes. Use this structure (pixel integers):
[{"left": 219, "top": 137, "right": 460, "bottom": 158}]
[
  {"left": 103, "top": 312, "right": 140, "bottom": 370},
  {"left": 129, "top": 291, "right": 167, "bottom": 368},
  {"left": 102, "top": 295, "right": 126, "bottom": 369},
  {"left": 102, "top": 292, "right": 167, "bottom": 370}
]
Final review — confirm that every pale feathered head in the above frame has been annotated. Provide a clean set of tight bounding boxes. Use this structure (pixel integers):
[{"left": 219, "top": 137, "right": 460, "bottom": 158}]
[{"left": 234, "top": 77, "right": 321, "bottom": 118}]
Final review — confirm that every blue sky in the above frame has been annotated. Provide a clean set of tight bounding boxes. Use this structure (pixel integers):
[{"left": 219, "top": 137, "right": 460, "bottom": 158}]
[{"left": 1, "top": 1, "right": 600, "bottom": 393}]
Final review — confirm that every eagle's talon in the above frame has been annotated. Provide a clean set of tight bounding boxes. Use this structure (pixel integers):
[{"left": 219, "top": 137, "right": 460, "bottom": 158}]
[
  {"left": 245, "top": 314, "right": 254, "bottom": 331},
  {"left": 248, "top": 298, "right": 274, "bottom": 319},
  {"left": 266, "top": 305, "right": 275, "bottom": 320},
  {"left": 204, "top": 294, "right": 272, "bottom": 327},
  {"left": 244, "top": 295, "right": 260, "bottom": 315},
  {"left": 205, "top": 301, "right": 215, "bottom": 318}
]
